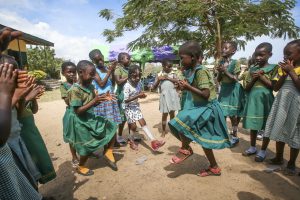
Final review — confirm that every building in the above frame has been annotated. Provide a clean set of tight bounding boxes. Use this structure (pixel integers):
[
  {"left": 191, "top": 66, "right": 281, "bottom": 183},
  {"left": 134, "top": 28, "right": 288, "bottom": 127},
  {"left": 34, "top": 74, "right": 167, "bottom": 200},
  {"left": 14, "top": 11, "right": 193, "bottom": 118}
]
[{"left": 0, "top": 24, "right": 54, "bottom": 69}]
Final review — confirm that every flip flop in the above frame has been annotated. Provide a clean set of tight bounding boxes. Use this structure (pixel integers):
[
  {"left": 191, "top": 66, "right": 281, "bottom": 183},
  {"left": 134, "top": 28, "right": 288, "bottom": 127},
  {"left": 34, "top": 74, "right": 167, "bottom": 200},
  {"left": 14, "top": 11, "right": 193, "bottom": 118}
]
[
  {"left": 104, "top": 156, "right": 118, "bottom": 171},
  {"left": 198, "top": 167, "right": 221, "bottom": 177},
  {"left": 76, "top": 166, "right": 94, "bottom": 176},
  {"left": 170, "top": 147, "right": 193, "bottom": 164}
]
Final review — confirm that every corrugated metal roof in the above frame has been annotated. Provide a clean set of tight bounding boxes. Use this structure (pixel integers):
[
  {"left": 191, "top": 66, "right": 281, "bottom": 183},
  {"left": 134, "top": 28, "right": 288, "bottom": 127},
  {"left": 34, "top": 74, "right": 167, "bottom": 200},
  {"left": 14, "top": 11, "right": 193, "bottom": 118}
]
[{"left": 0, "top": 24, "right": 54, "bottom": 47}]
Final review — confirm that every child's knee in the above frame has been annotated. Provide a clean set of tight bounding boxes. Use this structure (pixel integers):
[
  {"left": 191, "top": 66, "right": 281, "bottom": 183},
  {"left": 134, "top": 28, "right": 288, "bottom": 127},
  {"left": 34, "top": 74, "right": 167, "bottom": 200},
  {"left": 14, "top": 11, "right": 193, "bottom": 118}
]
[{"left": 130, "top": 123, "right": 137, "bottom": 131}]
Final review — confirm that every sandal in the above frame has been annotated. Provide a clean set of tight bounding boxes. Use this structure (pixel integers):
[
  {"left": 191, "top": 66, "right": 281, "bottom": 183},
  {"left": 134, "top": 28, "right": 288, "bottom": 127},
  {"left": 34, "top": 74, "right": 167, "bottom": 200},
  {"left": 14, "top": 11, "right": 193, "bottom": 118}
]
[
  {"left": 267, "top": 157, "right": 284, "bottom": 165},
  {"left": 170, "top": 147, "right": 193, "bottom": 164},
  {"left": 128, "top": 140, "right": 138, "bottom": 151},
  {"left": 254, "top": 154, "right": 266, "bottom": 162},
  {"left": 198, "top": 167, "right": 221, "bottom": 177},
  {"left": 242, "top": 149, "right": 257, "bottom": 156},
  {"left": 76, "top": 166, "right": 94, "bottom": 176},
  {"left": 283, "top": 166, "right": 296, "bottom": 176}
]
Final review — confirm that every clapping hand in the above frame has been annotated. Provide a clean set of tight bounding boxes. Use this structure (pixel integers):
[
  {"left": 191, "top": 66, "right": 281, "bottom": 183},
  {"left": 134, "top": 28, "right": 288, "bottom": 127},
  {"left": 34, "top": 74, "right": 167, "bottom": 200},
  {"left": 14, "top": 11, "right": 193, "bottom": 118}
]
[
  {"left": 0, "top": 63, "right": 18, "bottom": 96},
  {"left": 178, "top": 79, "right": 190, "bottom": 90},
  {"left": 279, "top": 59, "right": 294, "bottom": 74},
  {"left": 25, "top": 84, "right": 45, "bottom": 102}
]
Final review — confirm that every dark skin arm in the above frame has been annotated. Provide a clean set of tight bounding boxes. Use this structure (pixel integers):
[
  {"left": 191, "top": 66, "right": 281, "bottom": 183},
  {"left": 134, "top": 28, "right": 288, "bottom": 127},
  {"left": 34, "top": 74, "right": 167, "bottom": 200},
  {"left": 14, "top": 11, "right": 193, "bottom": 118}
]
[
  {"left": 74, "top": 94, "right": 107, "bottom": 115},
  {"left": 0, "top": 64, "right": 18, "bottom": 145},
  {"left": 63, "top": 97, "right": 69, "bottom": 106},
  {"left": 245, "top": 72, "right": 259, "bottom": 92},
  {"left": 178, "top": 80, "right": 210, "bottom": 100},
  {"left": 114, "top": 74, "right": 128, "bottom": 85},
  {"left": 280, "top": 60, "right": 300, "bottom": 92},
  {"left": 257, "top": 72, "right": 273, "bottom": 90},
  {"left": 94, "top": 62, "right": 117, "bottom": 87},
  {"left": 216, "top": 65, "right": 238, "bottom": 82},
  {"left": 151, "top": 76, "right": 166, "bottom": 90},
  {"left": 94, "top": 70, "right": 112, "bottom": 87},
  {"left": 272, "top": 75, "right": 287, "bottom": 92},
  {"left": 124, "top": 92, "right": 146, "bottom": 103}
]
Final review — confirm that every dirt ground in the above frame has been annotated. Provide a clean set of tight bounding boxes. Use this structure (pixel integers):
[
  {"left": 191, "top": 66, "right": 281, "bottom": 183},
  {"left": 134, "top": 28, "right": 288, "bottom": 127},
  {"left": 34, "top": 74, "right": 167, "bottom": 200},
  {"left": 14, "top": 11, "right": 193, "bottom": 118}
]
[{"left": 36, "top": 93, "right": 300, "bottom": 200}]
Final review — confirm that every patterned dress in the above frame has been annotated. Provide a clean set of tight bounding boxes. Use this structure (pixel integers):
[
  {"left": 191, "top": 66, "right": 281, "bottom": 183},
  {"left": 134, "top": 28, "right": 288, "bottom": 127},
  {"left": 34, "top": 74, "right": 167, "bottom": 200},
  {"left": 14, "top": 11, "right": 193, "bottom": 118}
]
[
  {"left": 115, "top": 65, "right": 129, "bottom": 121},
  {"left": 122, "top": 81, "right": 144, "bottom": 124},
  {"left": 264, "top": 67, "right": 300, "bottom": 149},
  {"left": 7, "top": 108, "right": 41, "bottom": 189},
  {"left": 19, "top": 104, "right": 56, "bottom": 184},
  {"left": 66, "top": 83, "right": 117, "bottom": 156},
  {"left": 0, "top": 144, "right": 42, "bottom": 200},
  {"left": 169, "top": 66, "right": 231, "bottom": 149},
  {"left": 243, "top": 64, "right": 276, "bottom": 130},
  {"left": 217, "top": 59, "right": 245, "bottom": 117},
  {"left": 157, "top": 70, "right": 181, "bottom": 113},
  {"left": 92, "top": 67, "right": 122, "bottom": 124}
]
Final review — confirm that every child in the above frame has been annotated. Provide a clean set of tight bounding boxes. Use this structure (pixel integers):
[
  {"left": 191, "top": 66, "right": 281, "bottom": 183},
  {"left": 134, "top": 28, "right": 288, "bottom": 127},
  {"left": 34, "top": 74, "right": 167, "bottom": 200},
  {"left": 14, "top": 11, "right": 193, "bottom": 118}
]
[
  {"left": 168, "top": 41, "right": 231, "bottom": 176},
  {"left": 1, "top": 55, "right": 42, "bottom": 189},
  {"left": 242, "top": 42, "right": 276, "bottom": 159},
  {"left": 216, "top": 41, "right": 244, "bottom": 147},
  {"left": 115, "top": 52, "right": 131, "bottom": 145},
  {"left": 262, "top": 39, "right": 300, "bottom": 175},
  {"left": 89, "top": 49, "right": 122, "bottom": 125},
  {"left": 60, "top": 61, "right": 79, "bottom": 167},
  {"left": 122, "top": 65, "right": 165, "bottom": 151},
  {"left": 19, "top": 83, "right": 57, "bottom": 184},
  {"left": 0, "top": 62, "right": 42, "bottom": 200},
  {"left": 67, "top": 60, "right": 118, "bottom": 175},
  {"left": 152, "top": 59, "right": 181, "bottom": 137}
]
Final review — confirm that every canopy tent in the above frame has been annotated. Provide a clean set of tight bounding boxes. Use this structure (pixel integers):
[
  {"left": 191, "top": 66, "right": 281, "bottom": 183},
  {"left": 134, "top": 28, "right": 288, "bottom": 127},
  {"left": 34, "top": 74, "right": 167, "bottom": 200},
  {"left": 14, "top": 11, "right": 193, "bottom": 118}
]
[{"left": 93, "top": 44, "right": 179, "bottom": 63}]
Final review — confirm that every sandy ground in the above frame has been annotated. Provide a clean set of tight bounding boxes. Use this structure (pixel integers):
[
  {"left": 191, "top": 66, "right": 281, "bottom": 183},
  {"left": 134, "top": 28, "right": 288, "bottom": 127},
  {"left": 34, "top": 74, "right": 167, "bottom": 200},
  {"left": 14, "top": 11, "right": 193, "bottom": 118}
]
[{"left": 35, "top": 93, "right": 300, "bottom": 200}]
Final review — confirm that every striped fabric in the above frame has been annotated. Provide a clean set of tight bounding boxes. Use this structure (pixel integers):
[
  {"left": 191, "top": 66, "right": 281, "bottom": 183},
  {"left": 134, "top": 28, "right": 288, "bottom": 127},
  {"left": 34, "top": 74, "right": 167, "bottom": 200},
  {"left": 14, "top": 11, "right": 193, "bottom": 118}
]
[
  {"left": 264, "top": 77, "right": 300, "bottom": 149},
  {"left": 0, "top": 144, "right": 42, "bottom": 200}
]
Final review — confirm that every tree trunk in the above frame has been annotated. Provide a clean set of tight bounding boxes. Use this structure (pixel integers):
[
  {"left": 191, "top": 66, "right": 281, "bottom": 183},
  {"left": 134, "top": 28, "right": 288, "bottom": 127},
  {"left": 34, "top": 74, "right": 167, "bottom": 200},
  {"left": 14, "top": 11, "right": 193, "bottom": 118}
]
[{"left": 215, "top": 17, "right": 222, "bottom": 59}]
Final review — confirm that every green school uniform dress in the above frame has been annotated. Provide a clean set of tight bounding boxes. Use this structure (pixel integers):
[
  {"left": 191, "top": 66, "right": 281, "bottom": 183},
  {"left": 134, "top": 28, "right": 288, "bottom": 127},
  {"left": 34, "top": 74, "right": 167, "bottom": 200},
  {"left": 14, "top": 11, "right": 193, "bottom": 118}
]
[
  {"left": 243, "top": 64, "right": 276, "bottom": 130},
  {"left": 115, "top": 65, "right": 129, "bottom": 121},
  {"left": 19, "top": 105, "right": 56, "bottom": 184},
  {"left": 169, "top": 66, "right": 231, "bottom": 149},
  {"left": 60, "top": 82, "right": 72, "bottom": 143},
  {"left": 218, "top": 59, "right": 245, "bottom": 117},
  {"left": 66, "top": 83, "right": 117, "bottom": 156}
]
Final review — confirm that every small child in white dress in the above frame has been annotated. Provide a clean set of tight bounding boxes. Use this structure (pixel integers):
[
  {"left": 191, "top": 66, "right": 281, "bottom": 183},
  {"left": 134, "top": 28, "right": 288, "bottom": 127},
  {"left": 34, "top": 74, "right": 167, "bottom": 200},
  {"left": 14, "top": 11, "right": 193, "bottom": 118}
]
[{"left": 122, "top": 65, "right": 165, "bottom": 151}]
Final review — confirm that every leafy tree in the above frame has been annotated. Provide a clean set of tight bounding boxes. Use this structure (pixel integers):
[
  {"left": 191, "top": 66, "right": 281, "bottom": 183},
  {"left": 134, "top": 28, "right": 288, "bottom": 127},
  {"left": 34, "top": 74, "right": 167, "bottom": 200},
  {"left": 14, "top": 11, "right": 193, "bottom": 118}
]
[
  {"left": 27, "top": 46, "right": 64, "bottom": 79},
  {"left": 99, "top": 0, "right": 299, "bottom": 58},
  {"left": 239, "top": 57, "right": 248, "bottom": 65}
]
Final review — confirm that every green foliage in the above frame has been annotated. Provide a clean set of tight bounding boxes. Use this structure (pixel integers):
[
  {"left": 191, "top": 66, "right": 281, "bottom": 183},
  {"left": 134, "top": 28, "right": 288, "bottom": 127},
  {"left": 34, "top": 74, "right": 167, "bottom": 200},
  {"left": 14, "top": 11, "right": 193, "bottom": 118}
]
[
  {"left": 28, "top": 70, "right": 47, "bottom": 80},
  {"left": 27, "top": 46, "right": 64, "bottom": 79},
  {"left": 239, "top": 57, "right": 248, "bottom": 65},
  {"left": 99, "top": 0, "right": 299, "bottom": 58}
]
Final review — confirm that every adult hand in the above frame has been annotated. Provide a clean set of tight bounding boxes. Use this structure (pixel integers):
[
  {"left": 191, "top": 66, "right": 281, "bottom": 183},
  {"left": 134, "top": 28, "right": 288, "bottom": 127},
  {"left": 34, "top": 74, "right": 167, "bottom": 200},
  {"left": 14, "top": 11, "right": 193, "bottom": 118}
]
[{"left": 0, "top": 27, "right": 22, "bottom": 52}]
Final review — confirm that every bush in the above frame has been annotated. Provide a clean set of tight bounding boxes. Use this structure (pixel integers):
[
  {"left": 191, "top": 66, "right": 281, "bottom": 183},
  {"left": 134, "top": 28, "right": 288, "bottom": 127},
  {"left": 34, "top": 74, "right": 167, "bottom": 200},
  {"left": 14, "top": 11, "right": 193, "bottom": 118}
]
[{"left": 28, "top": 70, "right": 47, "bottom": 80}]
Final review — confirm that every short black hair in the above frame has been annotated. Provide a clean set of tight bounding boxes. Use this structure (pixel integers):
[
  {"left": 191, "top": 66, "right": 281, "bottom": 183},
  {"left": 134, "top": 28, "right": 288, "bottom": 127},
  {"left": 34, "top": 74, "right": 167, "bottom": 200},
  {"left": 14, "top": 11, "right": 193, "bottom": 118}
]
[
  {"left": 179, "top": 41, "right": 203, "bottom": 59},
  {"left": 223, "top": 41, "right": 238, "bottom": 51},
  {"left": 89, "top": 49, "right": 103, "bottom": 61},
  {"left": 256, "top": 42, "right": 272, "bottom": 53},
  {"left": 286, "top": 39, "right": 300, "bottom": 51},
  {"left": 118, "top": 52, "right": 130, "bottom": 62},
  {"left": 76, "top": 60, "right": 94, "bottom": 72},
  {"left": 128, "top": 64, "right": 141, "bottom": 78},
  {"left": 0, "top": 54, "right": 18, "bottom": 68},
  {"left": 161, "top": 59, "right": 172, "bottom": 66},
  {"left": 61, "top": 61, "right": 76, "bottom": 72}
]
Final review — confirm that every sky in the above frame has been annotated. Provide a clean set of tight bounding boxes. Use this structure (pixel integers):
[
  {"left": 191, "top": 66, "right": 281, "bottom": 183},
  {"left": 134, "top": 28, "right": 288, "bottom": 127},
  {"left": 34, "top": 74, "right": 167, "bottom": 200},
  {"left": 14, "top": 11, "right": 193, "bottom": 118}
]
[{"left": 0, "top": 0, "right": 299, "bottom": 63}]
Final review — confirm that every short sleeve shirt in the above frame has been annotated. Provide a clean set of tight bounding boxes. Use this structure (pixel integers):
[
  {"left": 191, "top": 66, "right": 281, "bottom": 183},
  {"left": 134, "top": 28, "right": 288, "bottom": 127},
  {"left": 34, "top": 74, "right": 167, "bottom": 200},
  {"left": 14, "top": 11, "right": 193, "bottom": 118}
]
[
  {"left": 60, "top": 82, "right": 72, "bottom": 99},
  {"left": 115, "top": 65, "right": 129, "bottom": 78},
  {"left": 192, "top": 67, "right": 217, "bottom": 102},
  {"left": 67, "top": 83, "right": 95, "bottom": 107},
  {"left": 218, "top": 59, "right": 241, "bottom": 83}
]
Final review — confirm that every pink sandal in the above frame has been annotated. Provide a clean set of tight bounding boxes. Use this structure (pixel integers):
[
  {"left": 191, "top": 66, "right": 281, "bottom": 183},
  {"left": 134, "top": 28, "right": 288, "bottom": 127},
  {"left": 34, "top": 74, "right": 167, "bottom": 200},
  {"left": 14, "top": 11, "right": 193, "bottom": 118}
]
[
  {"left": 170, "top": 147, "right": 193, "bottom": 164},
  {"left": 198, "top": 167, "right": 221, "bottom": 177}
]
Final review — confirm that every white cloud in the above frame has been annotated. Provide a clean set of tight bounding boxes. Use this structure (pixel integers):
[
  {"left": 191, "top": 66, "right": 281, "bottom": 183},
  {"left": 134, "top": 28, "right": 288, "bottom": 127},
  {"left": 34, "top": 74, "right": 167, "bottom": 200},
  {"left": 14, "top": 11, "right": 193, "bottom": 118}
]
[{"left": 0, "top": 9, "right": 104, "bottom": 62}]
